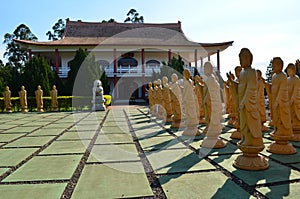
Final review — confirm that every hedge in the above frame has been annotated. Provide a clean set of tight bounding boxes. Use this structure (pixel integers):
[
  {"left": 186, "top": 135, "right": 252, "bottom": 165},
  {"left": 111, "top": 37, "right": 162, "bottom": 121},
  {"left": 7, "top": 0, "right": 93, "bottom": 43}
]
[{"left": 0, "top": 95, "right": 112, "bottom": 112}]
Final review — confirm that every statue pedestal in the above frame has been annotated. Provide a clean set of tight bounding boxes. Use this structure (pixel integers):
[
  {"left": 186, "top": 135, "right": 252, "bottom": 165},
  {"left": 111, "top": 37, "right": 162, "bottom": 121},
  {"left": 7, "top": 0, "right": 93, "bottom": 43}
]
[
  {"left": 199, "top": 117, "right": 206, "bottom": 124},
  {"left": 201, "top": 136, "right": 225, "bottom": 149},
  {"left": 5, "top": 108, "right": 12, "bottom": 113},
  {"left": 182, "top": 126, "right": 201, "bottom": 136},
  {"left": 233, "top": 143, "right": 269, "bottom": 171},
  {"left": 290, "top": 128, "right": 300, "bottom": 142},
  {"left": 21, "top": 108, "right": 28, "bottom": 113},
  {"left": 92, "top": 98, "right": 106, "bottom": 111},
  {"left": 37, "top": 108, "right": 44, "bottom": 113},
  {"left": 267, "top": 133, "right": 296, "bottom": 154},
  {"left": 230, "top": 130, "right": 241, "bottom": 139}
]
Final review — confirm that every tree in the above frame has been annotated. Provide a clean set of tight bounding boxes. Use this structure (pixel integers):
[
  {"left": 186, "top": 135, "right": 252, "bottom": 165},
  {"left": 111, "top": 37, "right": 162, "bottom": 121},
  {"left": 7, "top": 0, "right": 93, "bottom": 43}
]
[
  {"left": 65, "top": 48, "right": 88, "bottom": 95},
  {"left": 151, "top": 55, "right": 184, "bottom": 81},
  {"left": 46, "top": 19, "right": 65, "bottom": 41},
  {"left": 265, "top": 59, "right": 273, "bottom": 83},
  {"left": 21, "top": 56, "right": 56, "bottom": 96},
  {"left": 101, "top": 18, "right": 117, "bottom": 23},
  {"left": 3, "top": 24, "right": 37, "bottom": 68},
  {"left": 124, "top": 9, "right": 144, "bottom": 23},
  {"left": 0, "top": 63, "right": 14, "bottom": 96}
]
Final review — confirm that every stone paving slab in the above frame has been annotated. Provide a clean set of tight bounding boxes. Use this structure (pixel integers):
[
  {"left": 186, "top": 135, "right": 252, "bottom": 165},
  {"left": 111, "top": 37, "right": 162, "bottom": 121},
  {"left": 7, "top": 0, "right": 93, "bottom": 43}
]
[
  {"left": 3, "top": 126, "right": 40, "bottom": 133},
  {"left": 100, "top": 125, "right": 130, "bottom": 134},
  {"left": 87, "top": 144, "right": 140, "bottom": 163},
  {"left": 95, "top": 133, "right": 133, "bottom": 144},
  {"left": 210, "top": 154, "right": 300, "bottom": 186},
  {"left": 72, "top": 163, "right": 153, "bottom": 198},
  {"left": 0, "top": 148, "right": 37, "bottom": 167},
  {"left": 57, "top": 131, "right": 95, "bottom": 140},
  {"left": 159, "top": 172, "right": 254, "bottom": 199},
  {"left": 258, "top": 182, "right": 300, "bottom": 199},
  {"left": 40, "top": 140, "right": 89, "bottom": 155},
  {"left": 0, "top": 133, "right": 27, "bottom": 142},
  {"left": 261, "top": 146, "right": 300, "bottom": 164},
  {"left": 0, "top": 183, "right": 67, "bottom": 199},
  {"left": 29, "top": 128, "right": 65, "bottom": 136},
  {"left": 4, "top": 136, "right": 56, "bottom": 148},
  {"left": 139, "top": 135, "right": 187, "bottom": 151},
  {"left": 145, "top": 149, "right": 215, "bottom": 174},
  {"left": 3, "top": 155, "right": 82, "bottom": 182},
  {"left": 0, "top": 168, "right": 9, "bottom": 175}
]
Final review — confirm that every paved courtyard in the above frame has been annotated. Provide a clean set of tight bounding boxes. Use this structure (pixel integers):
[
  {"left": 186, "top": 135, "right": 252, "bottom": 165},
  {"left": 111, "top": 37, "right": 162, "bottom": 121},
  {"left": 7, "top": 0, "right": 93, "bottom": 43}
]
[{"left": 0, "top": 106, "right": 300, "bottom": 199}]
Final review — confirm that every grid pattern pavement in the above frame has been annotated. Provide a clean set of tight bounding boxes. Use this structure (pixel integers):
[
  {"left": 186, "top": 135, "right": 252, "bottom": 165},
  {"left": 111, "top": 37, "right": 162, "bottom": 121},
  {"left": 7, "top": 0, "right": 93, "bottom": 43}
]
[{"left": 0, "top": 106, "right": 300, "bottom": 199}]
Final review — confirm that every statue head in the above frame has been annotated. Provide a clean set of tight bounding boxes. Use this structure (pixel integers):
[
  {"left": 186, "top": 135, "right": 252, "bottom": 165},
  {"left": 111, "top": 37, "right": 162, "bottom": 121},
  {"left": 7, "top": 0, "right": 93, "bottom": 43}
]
[
  {"left": 148, "top": 82, "right": 152, "bottom": 87},
  {"left": 194, "top": 75, "right": 200, "bottom": 83},
  {"left": 256, "top": 69, "right": 262, "bottom": 79},
  {"left": 37, "top": 85, "right": 41, "bottom": 90},
  {"left": 157, "top": 79, "right": 161, "bottom": 86},
  {"left": 171, "top": 73, "right": 178, "bottom": 83},
  {"left": 93, "top": 80, "right": 102, "bottom": 88},
  {"left": 21, "top": 86, "right": 25, "bottom": 91},
  {"left": 204, "top": 61, "right": 213, "bottom": 76},
  {"left": 239, "top": 48, "right": 253, "bottom": 68},
  {"left": 286, "top": 63, "right": 296, "bottom": 77},
  {"left": 234, "top": 66, "right": 242, "bottom": 78},
  {"left": 272, "top": 57, "right": 283, "bottom": 73},
  {"left": 162, "top": 76, "right": 168, "bottom": 85},
  {"left": 53, "top": 85, "right": 56, "bottom": 90},
  {"left": 5, "top": 86, "right": 9, "bottom": 91},
  {"left": 183, "top": 69, "right": 190, "bottom": 80}
]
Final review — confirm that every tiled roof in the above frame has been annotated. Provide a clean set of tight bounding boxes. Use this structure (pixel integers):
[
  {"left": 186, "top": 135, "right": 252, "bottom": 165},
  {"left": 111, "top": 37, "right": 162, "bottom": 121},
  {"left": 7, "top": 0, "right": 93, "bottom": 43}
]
[{"left": 14, "top": 19, "right": 233, "bottom": 49}]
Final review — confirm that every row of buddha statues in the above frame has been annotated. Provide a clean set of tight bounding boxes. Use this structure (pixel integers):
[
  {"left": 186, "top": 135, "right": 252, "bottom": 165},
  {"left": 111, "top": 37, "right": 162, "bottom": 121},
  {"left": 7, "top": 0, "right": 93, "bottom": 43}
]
[
  {"left": 147, "top": 48, "right": 300, "bottom": 171},
  {"left": 3, "top": 85, "right": 58, "bottom": 113}
]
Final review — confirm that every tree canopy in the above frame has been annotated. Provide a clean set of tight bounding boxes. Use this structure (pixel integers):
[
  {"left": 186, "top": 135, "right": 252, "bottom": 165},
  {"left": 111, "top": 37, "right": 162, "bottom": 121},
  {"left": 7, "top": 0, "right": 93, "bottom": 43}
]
[
  {"left": 46, "top": 19, "right": 66, "bottom": 40},
  {"left": 124, "top": 9, "right": 144, "bottom": 23},
  {"left": 3, "top": 24, "right": 37, "bottom": 68}
]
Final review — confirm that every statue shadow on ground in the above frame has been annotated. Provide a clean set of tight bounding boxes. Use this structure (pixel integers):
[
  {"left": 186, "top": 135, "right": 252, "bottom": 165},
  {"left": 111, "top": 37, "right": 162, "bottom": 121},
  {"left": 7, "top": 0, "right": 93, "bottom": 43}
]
[
  {"left": 157, "top": 152, "right": 207, "bottom": 185},
  {"left": 211, "top": 154, "right": 292, "bottom": 199}
]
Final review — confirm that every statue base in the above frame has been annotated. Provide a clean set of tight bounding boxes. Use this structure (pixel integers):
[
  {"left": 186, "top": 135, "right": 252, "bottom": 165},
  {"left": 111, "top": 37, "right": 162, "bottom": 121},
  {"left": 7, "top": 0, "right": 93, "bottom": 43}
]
[
  {"left": 182, "top": 126, "right": 201, "bottom": 136},
  {"left": 230, "top": 130, "right": 241, "bottom": 139},
  {"left": 267, "top": 133, "right": 296, "bottom": 154},
  {"left": 21, "top": 108, "right": 28, "bottom": 113},
  {"left": 37, "top": 108, "right": 44, "bottom": 113},
  {"left": 201, "top": 136, "right": 226, "bottom": 149},
  {"left": 5, "top": 109, "right": 12, "bottom": 113},
  {"left": 290, "top": 128, "right": 300, "bottom": 141},
  {"left": 92, "top": 104, "right": 106, "bottom": 111},
  {"left": 233, "top": 143, "right": 269, "bottom": 171},
  {"left": 199, "top": 117, "right": 206, "bottom": 124},
  {"left": 51, "top": 107, "right": 58, "bottom": 112},
  {"left": 261, "top": 124, "right": 269, "bottom": 132}
]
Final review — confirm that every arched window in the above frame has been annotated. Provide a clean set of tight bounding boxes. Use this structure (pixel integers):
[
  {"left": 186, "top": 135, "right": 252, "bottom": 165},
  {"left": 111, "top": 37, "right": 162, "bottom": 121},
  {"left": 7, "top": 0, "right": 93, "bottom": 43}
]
[
  {"left": 118, "top": 57, "right": 138, "bottom": 67},
  {"left": 97, "top": 60, "right": 110, "bottom": 69},
  {"left": 146, "top": 59, "right": 160, "bottom": 67}
]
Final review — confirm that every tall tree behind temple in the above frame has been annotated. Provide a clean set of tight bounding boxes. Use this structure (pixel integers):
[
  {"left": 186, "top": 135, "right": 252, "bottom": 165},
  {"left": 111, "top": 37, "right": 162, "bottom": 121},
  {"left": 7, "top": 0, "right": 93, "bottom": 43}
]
[
  {"left": 46, "top": 19, "right": 65, "bottom": 41},
  {"left": 3, "top": 24, "right": 37, "bottom": 69},
  {"left": 22, "top": 56, "right": 56, "bottom": 96},
  {"left": 65, "top": 48, "right": 87, "bottom": 95},
  {"left": 124, "top": 9, "right": 144, "bottom": 23},
  {"left": 265, "top": 59, "right": 273, "bottom": 83}
]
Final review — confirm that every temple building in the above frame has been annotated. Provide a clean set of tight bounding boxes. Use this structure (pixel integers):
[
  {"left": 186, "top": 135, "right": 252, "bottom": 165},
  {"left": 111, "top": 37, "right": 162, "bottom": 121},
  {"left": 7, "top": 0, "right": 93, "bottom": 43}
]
[{"left": 15, "top": 19, "right": 233, "bottom": 99}]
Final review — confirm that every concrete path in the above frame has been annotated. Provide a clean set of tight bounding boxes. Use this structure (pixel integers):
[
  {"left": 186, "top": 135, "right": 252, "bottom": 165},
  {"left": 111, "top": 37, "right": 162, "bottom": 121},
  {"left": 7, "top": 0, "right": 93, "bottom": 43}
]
[{"left": 0, "top": 106, "right": 300, "bottom": 198}]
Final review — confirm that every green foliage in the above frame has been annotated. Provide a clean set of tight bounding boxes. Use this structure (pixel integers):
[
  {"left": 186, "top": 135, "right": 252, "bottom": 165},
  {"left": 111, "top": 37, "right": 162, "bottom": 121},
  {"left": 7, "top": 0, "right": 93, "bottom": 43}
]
[
  {"left": 3, "top": 24, "right": 37, "bottom": 68},
  {"left": 100, "top": 68, "right": 110, "bottom": 94},
  {"left": 265, "top": 59, "right": 273, "bottom": 83},
  {"left": 151, "top": 55, "right": 184, "bottom": 80},
  {"left": 0, "top": 63, "right": 13, "bottom": 96},
  {"left": 124, "top": 9, "right": 144, "bottom": 23},
  {"left": 46, "top": 19, "right": 65, "bottom": 41},
  {"left": 65, "top": 48, "right": 88, "bottom": 95},
  {"left": 101, "top": 18, "right": 117, "bottom": 23},
  {"left": 22, "top": 56, "right": 56, "bottom": 96}
]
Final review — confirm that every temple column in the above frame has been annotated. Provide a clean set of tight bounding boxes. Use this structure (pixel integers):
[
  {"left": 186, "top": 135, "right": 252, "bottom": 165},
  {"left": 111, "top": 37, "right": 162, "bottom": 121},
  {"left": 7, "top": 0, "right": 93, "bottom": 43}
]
[
  {"left": 217, "top": 50, "right": 220, "bottom": 71},
  {"left": 113, "top": 48, "right": 117, "bottom": 99},
  {"left": 168, "top": 49, "right": 172, "bottom": 63},
  {"left": 194, "top": 49, "right": 198, "bottom": 67},
  {"left": 141, "top": 49, "right": 145, "bottom": 98},
  {"left": 28, "top": 49, "right": 32, "bottom": 61},
  {"left": 208, "top": 54, "right": 211, "bottom": 62},
  {"left": 55, "top": 49, "right": 59, "bottom": 73},
  {"left": 200, "top": 57, "right": 203, "bottom": 67}
]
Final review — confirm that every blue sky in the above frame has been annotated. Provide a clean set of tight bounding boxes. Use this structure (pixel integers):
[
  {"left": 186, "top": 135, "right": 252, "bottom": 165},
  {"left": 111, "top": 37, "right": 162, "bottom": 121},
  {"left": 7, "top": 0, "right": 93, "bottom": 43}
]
[{"left": 1, "top": 0, "right": 299, "bottom": 78}]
